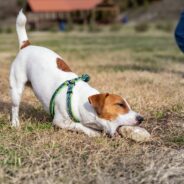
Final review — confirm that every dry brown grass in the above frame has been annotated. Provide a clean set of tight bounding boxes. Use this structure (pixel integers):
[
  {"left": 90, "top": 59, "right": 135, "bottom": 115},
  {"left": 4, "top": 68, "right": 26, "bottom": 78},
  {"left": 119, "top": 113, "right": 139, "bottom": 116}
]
[{"left": 0, "top": 28, "right": 184, "bottom": 184}]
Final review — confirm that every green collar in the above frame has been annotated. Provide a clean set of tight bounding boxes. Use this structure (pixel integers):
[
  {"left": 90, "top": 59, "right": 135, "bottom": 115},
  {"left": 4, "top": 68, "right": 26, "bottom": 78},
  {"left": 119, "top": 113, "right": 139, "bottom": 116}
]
[{"left": 49, "top": 74, "right": 90, "bottom": 122}]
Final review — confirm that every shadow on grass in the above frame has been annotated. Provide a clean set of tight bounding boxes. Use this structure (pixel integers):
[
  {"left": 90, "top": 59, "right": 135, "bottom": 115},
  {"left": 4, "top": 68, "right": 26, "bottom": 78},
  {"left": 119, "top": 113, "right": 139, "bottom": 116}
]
[{"left": 0, "top": 100, "right": 51, "bottom": 123}]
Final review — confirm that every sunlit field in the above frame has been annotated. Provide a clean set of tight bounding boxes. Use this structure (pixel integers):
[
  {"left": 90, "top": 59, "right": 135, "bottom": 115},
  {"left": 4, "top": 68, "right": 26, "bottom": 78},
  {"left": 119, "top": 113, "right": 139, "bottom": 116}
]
[{"left": 0, "top": 26, "right": 184, "bottom": 183}]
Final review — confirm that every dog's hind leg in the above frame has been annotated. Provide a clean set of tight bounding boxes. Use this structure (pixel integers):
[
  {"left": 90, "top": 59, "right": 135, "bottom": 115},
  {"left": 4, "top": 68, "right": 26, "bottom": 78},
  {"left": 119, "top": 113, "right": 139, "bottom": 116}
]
[{"left": 9, "top": 63, "right": 27, "bottom": 127}]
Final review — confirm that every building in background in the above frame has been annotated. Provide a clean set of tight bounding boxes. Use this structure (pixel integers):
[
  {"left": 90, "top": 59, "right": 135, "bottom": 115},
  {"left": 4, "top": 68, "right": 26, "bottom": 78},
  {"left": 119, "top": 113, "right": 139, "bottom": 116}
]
[{"left": 25, "top": 0, "right": 119, "bottom": 30}]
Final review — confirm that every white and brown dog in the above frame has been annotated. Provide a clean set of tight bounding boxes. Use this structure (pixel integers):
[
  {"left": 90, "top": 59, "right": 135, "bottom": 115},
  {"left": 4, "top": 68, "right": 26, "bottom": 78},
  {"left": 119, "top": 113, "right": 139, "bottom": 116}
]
[{"left": 9, "top": 10, "right": 144, "bottom": 137}]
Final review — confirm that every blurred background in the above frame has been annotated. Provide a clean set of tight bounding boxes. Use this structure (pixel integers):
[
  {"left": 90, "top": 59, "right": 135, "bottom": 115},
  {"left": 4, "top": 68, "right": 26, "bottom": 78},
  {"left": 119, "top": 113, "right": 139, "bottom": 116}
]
[{"left": 0, "top": 0, "right": 184, "bottom": 33}]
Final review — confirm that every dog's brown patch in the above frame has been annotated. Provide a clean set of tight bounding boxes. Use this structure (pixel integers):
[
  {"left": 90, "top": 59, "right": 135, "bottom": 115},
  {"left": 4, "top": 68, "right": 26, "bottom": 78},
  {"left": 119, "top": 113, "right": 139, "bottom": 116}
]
[
  {"left": 88, "top": 93, "right": 130, "bottom": 121},
  {"left": 56, "top": 58, "right": 72, "bottom": 72},
  {"left": 20, "top": 40, "right": 31, "bottom": 49}
]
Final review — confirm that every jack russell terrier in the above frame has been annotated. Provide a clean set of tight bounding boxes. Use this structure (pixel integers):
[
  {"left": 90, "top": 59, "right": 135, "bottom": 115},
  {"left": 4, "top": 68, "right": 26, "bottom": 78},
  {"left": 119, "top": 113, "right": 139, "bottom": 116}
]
[{"left": 9, "top": 10, "right": 144, "bottom": 137}]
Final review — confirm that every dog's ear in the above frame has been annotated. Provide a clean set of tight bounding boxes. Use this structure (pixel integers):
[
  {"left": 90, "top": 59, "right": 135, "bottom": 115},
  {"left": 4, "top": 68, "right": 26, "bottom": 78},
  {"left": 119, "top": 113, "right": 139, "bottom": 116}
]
[{"left": 88, "top": 93, "right": 109, "bottom": 116}]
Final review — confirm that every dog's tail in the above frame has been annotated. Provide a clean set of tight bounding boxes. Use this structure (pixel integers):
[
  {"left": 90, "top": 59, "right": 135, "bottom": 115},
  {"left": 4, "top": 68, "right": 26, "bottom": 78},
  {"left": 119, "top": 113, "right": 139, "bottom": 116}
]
[{"left": 16, "top": 9, "right": 30, "bottom": 49}]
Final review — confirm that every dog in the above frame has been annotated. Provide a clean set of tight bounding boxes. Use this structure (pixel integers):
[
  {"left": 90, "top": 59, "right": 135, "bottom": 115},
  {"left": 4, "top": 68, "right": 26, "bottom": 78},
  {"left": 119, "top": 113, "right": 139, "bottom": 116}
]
[{"left": 9, "top": 10, "right": 144, "bottom": 137}]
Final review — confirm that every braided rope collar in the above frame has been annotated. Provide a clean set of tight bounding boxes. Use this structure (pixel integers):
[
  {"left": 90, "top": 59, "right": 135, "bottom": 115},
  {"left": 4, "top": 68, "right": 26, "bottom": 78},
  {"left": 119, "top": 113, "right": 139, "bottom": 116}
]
[{"left": 49, "top": 74, "right": 90, "bottom": 122}]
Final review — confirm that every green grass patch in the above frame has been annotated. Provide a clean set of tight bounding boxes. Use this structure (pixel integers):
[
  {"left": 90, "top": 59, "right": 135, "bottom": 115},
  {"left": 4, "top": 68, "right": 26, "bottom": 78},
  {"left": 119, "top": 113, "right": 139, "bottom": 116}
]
[
  {"left": 0, "top": 146, "right": 22, "bottom": 167},
  {"left": 24, "top": 122, "right": 52, "bottom": 132},
  {"left": 98, "top": 63, "right": 163, "bottom": 73},
  {"left": 169, "top": 136, "right": 184, "bottom": 146},
  {"left": 154, "top": 111, "right": 165, "bottom": 120}
]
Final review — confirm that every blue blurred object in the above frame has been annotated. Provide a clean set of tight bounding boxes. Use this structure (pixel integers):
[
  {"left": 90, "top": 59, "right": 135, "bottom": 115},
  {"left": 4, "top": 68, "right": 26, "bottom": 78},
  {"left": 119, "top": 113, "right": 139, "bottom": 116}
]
[
  {"left": 122, "top": 15, "right": 128, "bottom": 24},
  {"left": 175, "top": 11, "right": 184, "bottom": 52},
  {"left": 59, "top": 21, "right": 65, "bottom": 31}
]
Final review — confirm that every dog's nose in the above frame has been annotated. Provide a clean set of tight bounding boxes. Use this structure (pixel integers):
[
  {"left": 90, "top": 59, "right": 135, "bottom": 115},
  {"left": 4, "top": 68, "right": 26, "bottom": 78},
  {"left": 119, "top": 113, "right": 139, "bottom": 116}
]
[{"left": 136, "top": 115, "right": 144, "bottom": 124}]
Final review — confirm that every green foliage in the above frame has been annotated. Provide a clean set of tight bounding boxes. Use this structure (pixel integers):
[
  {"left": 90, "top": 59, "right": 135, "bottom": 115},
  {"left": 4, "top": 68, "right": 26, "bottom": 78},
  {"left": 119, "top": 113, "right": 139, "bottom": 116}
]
[
  {"left": 109, "top": 23, "right": 122, "bottom": 32},
  {"left": 97, "top": 10, "right": 117, "bottom": 23},
  {"left": 17, "top": 0, "right": 24, "bottom": 6},
  {"left": 155, "top": 22, "right": 174, "bottom": 32},
  {"left": 0, "top": 27, "right": 14, "bottom": 34},
  {"left": 88, "top": 22, "right": 102, "bottom": 33},
  {"left": 77, "top": 25, "right": 85, "bottom": 32},
  {"left": 65, "top": 15, "right": 74, "bottom": 32},
  {"left": 5, "top": 27, "right": 13, "bottom": 34},
  {"left": 49, "top": 26, "right": 59, "bottom": 33},
  {"left": 88, "top": 10, "right": 102, "bottom": 33},
  {"left": 65, "top": 24, "right": 73, "bottom": 32},
  {"left": 134, "top": 23, "right": 149, "bottom": 32}
]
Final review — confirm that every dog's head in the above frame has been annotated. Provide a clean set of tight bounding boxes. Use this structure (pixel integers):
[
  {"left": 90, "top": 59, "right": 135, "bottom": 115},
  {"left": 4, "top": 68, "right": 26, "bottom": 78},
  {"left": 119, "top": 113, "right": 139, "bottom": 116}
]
[{"left": 88, "top": 93, "right": 144, "bottom": 136}]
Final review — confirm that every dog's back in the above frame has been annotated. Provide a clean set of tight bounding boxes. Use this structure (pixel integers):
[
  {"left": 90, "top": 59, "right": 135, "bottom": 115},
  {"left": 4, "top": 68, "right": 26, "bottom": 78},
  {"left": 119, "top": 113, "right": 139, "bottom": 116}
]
[{"left": 10, "top": 10, "right": 77, "bottom": 112}]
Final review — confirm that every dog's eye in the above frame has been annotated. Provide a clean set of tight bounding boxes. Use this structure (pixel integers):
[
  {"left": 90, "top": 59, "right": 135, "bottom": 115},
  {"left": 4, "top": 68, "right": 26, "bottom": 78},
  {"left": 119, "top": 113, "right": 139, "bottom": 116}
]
[{"left": 116, "top": 103, "right": 126, "bottom": 108}]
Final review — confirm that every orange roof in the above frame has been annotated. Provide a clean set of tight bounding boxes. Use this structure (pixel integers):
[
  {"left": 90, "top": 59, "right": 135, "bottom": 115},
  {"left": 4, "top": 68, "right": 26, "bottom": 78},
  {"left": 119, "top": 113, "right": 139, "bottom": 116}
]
[{"left": 28, "top": 0, "right": 102, "bottom": 12}]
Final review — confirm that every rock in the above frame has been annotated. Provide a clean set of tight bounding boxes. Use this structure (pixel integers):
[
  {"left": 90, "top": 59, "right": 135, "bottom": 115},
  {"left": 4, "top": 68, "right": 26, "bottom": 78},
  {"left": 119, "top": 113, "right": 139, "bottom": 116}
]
[{"left": 119, "top": 126, "right": 151, "bottom": 142}]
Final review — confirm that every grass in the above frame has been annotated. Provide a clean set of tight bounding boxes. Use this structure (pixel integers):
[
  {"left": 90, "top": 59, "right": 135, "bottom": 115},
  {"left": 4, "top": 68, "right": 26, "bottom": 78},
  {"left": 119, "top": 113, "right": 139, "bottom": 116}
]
[
  {"left": 170, "top": 136, "right": 184, "bottom": 146},
  {"left": 0, "top": 26, "right": 184, "bottom": 183}
]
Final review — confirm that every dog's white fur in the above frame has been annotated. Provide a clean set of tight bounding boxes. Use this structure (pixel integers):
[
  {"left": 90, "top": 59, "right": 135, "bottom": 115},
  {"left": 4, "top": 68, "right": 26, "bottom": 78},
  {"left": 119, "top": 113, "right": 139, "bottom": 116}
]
[{"left": 10, "top": 10, "right": 140, "bottom": 137}]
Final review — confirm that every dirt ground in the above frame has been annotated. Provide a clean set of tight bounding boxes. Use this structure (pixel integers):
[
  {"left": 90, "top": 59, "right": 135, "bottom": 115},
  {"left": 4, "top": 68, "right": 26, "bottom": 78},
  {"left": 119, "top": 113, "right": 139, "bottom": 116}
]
[{"left": 0, "top": 27, "right": 184, "bottom": 184}]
